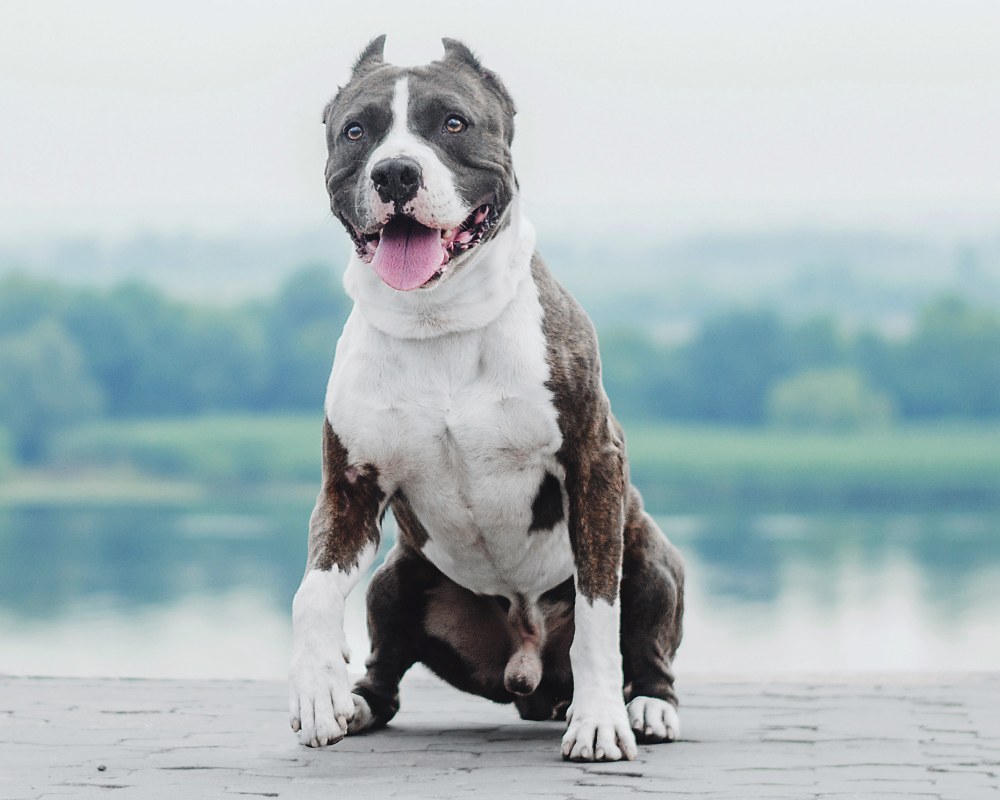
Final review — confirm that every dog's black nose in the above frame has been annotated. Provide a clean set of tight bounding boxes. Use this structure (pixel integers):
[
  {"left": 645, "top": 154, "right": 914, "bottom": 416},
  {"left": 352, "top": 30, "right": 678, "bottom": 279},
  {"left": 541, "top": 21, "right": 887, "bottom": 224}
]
[{"left": 370, "top": 157, "right": 422, "bottom": 205}]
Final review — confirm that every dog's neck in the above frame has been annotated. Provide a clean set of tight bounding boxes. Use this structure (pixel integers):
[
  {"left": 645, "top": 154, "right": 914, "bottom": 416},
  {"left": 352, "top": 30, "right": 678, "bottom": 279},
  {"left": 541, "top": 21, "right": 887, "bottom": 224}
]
[{"left": 343, "top": 199, "right": 536, "bottom": 340}]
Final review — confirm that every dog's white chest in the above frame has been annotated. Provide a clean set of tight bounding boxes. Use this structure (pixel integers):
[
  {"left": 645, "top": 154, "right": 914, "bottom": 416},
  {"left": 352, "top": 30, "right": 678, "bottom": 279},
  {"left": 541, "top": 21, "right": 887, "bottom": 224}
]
[{"left": 326, "top": 271, "right": 573, "bottom": 598}]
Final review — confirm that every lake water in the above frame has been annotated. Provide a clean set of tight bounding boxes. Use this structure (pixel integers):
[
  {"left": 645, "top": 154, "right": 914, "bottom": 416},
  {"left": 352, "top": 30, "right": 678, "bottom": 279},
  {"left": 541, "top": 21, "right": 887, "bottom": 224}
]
[{"left": 2, "top": 501, "right": 999, "bottom": 679}]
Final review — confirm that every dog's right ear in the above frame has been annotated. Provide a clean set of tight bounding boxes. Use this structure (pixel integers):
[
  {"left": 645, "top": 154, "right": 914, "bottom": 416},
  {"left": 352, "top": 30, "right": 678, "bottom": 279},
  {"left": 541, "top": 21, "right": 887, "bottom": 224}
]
[{"left": 352, "top": 34, "right": 387, "bottom": 78}]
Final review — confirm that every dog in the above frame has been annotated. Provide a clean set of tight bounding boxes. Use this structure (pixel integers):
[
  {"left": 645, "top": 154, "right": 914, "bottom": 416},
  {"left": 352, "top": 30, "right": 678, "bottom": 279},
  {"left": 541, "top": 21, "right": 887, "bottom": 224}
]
[{"left": 288, "top": 36, "right": 685, "bottom": 763}]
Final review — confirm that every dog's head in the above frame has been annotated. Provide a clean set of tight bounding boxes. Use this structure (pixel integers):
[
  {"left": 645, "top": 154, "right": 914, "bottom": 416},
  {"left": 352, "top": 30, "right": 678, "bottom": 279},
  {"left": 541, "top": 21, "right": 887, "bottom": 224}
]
[{"left": 322, "top": 36, "right": 517, "bottom": 292}]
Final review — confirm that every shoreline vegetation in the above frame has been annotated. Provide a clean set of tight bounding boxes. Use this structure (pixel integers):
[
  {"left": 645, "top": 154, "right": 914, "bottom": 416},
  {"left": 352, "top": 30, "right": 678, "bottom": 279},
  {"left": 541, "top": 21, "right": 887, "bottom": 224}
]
[{"left": 2, "top": 414, "right": 998, "bottom": 511}]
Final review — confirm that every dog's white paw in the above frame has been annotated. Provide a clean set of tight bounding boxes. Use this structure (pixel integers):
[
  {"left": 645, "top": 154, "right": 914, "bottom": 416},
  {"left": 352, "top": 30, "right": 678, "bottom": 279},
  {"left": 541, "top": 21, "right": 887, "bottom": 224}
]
[
  {"left": 288, "top": 651, "right": 355, "bottom": 747},
  {"left": 561, "top": 699, "right": 637, "bottom": 762},
  {"left": 627, "top": 696, "right": 680, "bottom": 743}
]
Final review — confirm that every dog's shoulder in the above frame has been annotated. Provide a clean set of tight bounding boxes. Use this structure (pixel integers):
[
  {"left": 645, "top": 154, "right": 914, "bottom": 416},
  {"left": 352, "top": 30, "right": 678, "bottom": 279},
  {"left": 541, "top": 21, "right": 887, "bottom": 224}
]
[{"left": 530, "top": 253, "right": 607, "bottom": 432}]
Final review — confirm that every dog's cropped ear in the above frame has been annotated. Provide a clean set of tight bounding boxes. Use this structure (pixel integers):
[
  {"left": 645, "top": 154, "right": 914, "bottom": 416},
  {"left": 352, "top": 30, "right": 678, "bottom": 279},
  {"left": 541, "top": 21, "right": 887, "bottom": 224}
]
[
  {"left": 322, "top": 35, "right": 387, "bottom": 126},
  {"left": 352, "top": 34, "right": 387, "bottom": 77},
  {"left": 442, "top": 38, "right": 482, "bottom": 71},
  {"left": 441, "top": 38, "right": 517, "bottom": 143}
]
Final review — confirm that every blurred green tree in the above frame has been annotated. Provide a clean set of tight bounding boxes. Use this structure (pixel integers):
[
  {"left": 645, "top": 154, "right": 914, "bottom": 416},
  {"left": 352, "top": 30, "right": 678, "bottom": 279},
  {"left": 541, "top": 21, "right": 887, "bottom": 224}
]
[
  {"left": 767, "top": 367, "right": 895, "bottom": 430},
  {"left": 891, "top": 297, "right": 1000, "bottom": 418},
  {"left": 0, "top": 321, "right": 104, "bottom": 461},
  {"left": 3, "top": 269, "right": 1000, "bottom": 444},
  {"left": 261, "top": 264, "right": 350, "bottom": 409},
  {"left": 0, "top": 274, "right": 67, "bottom": 336},
  {"left": 682, "top": 310, "right": 792, "bottom": 423},
  {"left": 0, "top": 427, "right": 12, "bottom": 478},
  {"left": 602, "top": 329, "right": 670, "bottom": 419},
  {"left": 62, "top": 281, "right": 275, "bottom": 415}
]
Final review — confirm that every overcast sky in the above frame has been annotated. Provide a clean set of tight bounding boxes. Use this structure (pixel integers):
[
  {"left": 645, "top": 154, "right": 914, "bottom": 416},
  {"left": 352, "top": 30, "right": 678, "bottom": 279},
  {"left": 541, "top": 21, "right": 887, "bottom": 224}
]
[{"left": 2, "top": 0, "right": 999, "bottom": 242}]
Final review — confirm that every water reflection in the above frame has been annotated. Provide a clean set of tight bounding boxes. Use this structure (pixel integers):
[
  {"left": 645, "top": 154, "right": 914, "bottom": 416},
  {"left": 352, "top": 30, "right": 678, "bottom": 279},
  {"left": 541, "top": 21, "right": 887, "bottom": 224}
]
[
  {"left": 1, "top": 503, "right": 998, "bottom": 677},
  {"left": 670, "top": 511, "right": 1000, "bottom": 672},
  {"left": 0, "top": 505, "right": 310, "bottom": 619},
  {"left": 675, "top": 511, "right": 1000, "bottom": 617}
]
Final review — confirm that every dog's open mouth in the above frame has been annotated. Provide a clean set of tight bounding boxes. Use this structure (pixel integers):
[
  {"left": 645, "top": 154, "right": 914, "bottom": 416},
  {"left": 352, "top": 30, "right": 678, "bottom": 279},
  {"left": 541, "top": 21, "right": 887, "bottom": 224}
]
[{"left": 348, "top": 204, "right": 497, "bottom": 291}]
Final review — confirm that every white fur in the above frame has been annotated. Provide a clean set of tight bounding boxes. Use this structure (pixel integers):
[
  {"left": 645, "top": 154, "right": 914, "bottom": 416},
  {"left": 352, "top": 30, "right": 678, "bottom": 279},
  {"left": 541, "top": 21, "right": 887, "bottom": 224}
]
[
  {"left": 365, "top": 77, "right": 469, "bottom": 229},
  {"left": 330, "top": 206, "right": 573, "bottom": 601},
  {"left": 288, "top": 542, "right": 377, "bottom": 747},
  {"left": 562, "top": 596, "right": 637, "bottom": 762}
]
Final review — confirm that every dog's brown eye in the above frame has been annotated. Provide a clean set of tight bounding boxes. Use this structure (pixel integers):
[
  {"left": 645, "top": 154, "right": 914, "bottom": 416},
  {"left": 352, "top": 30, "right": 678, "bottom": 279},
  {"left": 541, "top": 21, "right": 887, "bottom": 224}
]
[
  {"left": 344, "top": 124, "right": 364, "bottom": 141},
  {"left": 444, "top": 116, "right": 467, "bottom": 134}
]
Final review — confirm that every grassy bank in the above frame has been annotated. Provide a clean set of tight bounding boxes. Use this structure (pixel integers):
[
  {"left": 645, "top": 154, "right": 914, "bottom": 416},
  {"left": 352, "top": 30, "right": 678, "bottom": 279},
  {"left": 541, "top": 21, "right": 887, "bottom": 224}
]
[
  {"left": 625, "top": 422, "right": 1000, "bottom": 509},
  {"left": 50, "top": 415, "right": 324, "bottom": 483},
  {"left": 4, "top": 414, "right": 999, "bottom": 509}
]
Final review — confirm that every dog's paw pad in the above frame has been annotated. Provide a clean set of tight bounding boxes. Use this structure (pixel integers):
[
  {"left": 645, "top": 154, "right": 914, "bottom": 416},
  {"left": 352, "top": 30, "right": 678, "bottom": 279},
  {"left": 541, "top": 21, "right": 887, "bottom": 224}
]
[{"left": 627, "top": 696, "right": 680, "bottom": 744}]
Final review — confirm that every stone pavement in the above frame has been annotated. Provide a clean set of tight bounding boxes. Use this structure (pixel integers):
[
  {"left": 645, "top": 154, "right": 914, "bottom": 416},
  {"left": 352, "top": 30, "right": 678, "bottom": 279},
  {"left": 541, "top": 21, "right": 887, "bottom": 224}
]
[{"left": 1, "top": 672, "right": 997, "bottom": 800}]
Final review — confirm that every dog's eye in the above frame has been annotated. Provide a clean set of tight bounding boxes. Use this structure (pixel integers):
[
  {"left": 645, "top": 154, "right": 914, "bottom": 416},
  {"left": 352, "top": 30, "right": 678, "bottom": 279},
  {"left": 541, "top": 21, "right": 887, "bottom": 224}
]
[
  {"left": 344, "top": 123, "right": 364, "bottom": 141},
  {"left": 444, "top": 116, "right": 467, "bottom": 134}
]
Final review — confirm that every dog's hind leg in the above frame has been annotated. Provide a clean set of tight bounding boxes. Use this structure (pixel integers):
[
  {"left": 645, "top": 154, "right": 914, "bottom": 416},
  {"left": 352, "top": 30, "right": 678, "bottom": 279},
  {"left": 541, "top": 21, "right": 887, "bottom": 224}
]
[
  {"left": 350, "top": 539, "right": 520, "bottom": 733},
  {"left": 349, "top": 542, "right": 440, "bottom": 733},
  {"left": 619, "top": 486, "right": 685, "bottom": 744}
]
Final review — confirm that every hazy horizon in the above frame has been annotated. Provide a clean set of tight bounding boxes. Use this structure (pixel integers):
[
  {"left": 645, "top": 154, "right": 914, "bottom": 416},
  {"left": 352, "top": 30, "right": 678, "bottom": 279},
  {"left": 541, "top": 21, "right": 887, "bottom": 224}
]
[{"left": 3, "top": 1, "right": 999, "bottom": 243}]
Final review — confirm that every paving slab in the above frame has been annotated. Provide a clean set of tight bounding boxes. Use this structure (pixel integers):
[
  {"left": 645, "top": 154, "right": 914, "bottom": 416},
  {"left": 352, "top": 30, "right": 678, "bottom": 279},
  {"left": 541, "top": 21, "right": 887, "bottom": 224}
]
[{"left": 1, "top": 672, "right": 997, "bottom": 799}]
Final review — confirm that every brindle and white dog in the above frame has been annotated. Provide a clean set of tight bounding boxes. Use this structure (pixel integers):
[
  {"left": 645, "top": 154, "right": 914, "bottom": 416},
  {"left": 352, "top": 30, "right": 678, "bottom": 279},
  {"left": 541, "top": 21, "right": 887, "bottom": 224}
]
[{"left": 289, "top": 36, "right": 685, "bottom": 763}]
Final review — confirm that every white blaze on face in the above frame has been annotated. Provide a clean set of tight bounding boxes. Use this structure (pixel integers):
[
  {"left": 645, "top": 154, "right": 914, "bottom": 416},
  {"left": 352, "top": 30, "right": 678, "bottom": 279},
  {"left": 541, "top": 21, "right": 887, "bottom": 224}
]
[{"left": 365, "top": 77, "right": 470, "bottom": 229}]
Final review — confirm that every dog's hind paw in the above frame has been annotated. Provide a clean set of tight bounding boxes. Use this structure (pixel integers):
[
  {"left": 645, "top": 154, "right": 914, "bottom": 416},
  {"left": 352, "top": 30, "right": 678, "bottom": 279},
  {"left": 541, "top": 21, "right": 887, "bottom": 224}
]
[
  {"left": 346, "top": 693, "right": 376, "bottom": 734},
  {"left": 626, "top": 696, "right": 680, "bottom": 743}
]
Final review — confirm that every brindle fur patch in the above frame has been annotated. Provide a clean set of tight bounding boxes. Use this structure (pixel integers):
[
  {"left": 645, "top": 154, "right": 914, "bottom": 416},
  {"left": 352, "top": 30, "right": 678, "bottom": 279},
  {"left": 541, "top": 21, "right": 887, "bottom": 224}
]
[
  {"left": 620, "top": 485, "right": 685, "bottom": 706},
  {"left": 533, "top": 255, "right": 626, "bottom": 604},
  {"left": 390, "top": 490, "right": 430, "bottom": 549},
  {"left": 306, "top": 419, "right": 385, "bottom": 572}
]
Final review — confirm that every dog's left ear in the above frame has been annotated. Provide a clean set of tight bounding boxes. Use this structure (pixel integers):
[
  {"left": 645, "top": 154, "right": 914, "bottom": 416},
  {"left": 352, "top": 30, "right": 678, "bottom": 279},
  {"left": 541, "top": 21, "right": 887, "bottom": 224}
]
[
  {"left": 442, "top": 38, "right": 517, "bottom": 144},
  {"left": 442, "top": 38, "right": 483, "bottom": 71}
]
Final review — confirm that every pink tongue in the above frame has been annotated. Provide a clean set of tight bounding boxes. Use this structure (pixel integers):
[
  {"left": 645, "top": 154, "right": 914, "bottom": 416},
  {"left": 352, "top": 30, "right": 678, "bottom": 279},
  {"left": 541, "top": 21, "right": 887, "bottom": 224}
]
[{"left": 371, "top": 217, "right": 446, "bottom": 291}]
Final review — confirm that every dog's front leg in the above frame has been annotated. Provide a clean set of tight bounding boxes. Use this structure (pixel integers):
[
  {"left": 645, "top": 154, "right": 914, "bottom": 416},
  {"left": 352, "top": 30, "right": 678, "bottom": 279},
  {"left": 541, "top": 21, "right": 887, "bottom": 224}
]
[
  {"left": 561, "top": 427, "right": 637, "bottom": 762},
  {"left": 289, "top": 420, "right": 385, "bottom": 747}
]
